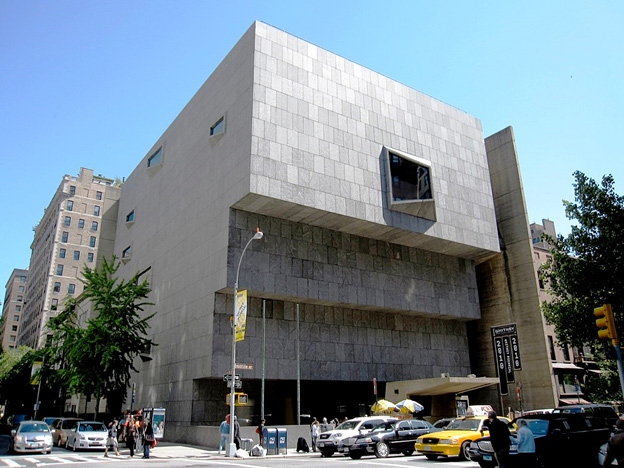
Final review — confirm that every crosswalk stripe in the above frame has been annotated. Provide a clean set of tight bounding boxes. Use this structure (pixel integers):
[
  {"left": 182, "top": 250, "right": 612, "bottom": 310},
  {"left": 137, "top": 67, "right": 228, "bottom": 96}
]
[{"left": 0, "top": 459, "right": 24, "bottom": 467}]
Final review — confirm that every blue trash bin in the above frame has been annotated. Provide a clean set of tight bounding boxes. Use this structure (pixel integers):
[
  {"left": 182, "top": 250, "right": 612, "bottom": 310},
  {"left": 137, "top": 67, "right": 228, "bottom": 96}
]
[
  {"left": 276, "top": 427, "right": 287, "bottom": 455},
  {"left": 263, "top": 427, "right": 277, "bottom": 455}
]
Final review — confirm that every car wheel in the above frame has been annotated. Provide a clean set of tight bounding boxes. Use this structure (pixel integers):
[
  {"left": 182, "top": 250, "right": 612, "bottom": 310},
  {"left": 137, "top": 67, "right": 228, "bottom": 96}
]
[
  {"left": 478, "top": 462, "right": 496, "bottom": 468},
  {"left": 402, "top": 450, "right": 414, "bottom": 456},
  {"left": 349, "top": 453, "right": 362, "bottom": 459},
  {"left": 374, "top": 441, "right": 390, "bottom": 458},
  {"left": 425, "top": 454, "right": 439, "bottom": 460},
  {"left": 459, "top": 441, "right": 470, "bottom": 460}
]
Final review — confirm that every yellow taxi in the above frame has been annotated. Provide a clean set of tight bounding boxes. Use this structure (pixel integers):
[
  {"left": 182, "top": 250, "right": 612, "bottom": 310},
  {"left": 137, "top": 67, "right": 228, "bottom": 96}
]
[{"left": 414, "top": 415, "right": 512, "bottom": 460}]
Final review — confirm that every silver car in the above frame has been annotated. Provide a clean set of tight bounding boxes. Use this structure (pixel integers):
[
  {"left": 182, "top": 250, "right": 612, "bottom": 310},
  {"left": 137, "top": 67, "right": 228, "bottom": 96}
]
[
  {"left": 10, "top": 421, "right": 53, "bottom": 454},
  {"left": 65, "top": 421, "right": 108, "bottom": 451}
]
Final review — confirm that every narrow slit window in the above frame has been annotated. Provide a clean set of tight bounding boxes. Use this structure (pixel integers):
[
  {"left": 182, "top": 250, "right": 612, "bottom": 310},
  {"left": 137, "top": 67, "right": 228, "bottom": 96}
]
[
  {"left": 210, "top": 117, "right": 225, "bottom": 136},
  {"left": 147, "top": 148, "right": 162, "bottom": 167}
]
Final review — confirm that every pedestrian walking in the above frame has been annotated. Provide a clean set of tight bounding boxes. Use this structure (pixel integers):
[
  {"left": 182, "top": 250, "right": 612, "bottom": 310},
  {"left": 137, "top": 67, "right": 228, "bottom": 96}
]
[
  {"left": 125, "top": 416, "right": 138, "bottom": 458},
  {"left": 603, "top": 419, "right": 624, "bottom": 466},
  {"left": 104, "top": 420, "right": 120, "bottom": 457},
  {"left": 218, "top": 415, "right": 230, "bottom": 453},
  {"left": 516, "top": 419, "right": 536, "bottom": 466},
  {"left": 256, "top": 418, "right": 265, "bottom": 446},
  {"left": 233, "top": 416, "right": 242, "bottom": 450},
  {"left": 484, "top": 411, "right": 511, "bottom": 468},
  {"left": 142, "top": 418, "right": 155, "bottom": 459}
]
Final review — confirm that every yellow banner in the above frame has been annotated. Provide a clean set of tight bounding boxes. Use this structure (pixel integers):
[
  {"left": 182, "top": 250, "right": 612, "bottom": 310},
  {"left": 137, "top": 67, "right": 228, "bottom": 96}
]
[
  {"left": 235, "top": 290, "right": 247, "bottom": 342},
  {"left": 31, "top": 361, "right": 42, "bottom": 385}
]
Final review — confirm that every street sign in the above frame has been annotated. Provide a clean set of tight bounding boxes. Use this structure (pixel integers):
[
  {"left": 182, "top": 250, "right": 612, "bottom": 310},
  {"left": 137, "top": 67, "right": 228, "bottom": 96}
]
[
  {"left": 223, "top": 374, "right": 241, "bottom": 381},
  {"left": 235, "top": 363, "right": 254, "bottom": 370}
]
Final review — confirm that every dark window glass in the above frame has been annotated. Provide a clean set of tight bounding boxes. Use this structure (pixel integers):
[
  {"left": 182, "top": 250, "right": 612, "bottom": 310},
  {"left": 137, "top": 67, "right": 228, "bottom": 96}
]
[
  {"left": 68, "top": 284, "right": 75, "bottom": 294},
  {"left": 56, "top": 264, "right": 64, "bottom": 276},
  {"left": 126, "top": 210, "right": 135, "bottom": 222},
  {"left": 94, "top": 205, "right": 100, "bottom": 216},
  {"left": 73, "top": 250, "right": 80, "bottom": 261},
  {"left": 88, "top": 252, "right": 94, "bottom": 263},
  {"left": 96, "top": 191, "right": 102, "bottom": 200},
  {"left": 67, "top": 200, "right": 74, "bottom": 211},
  {"left": 78, "top": 219, "right": 85, "bottom": 229},
  {"left": 64, "top": 216, "right": 71, "bottom": 226},
  {"left": 53, "top": 282, "right": 61, "bottom": 292},
  {"left": 388, "top": 153, "right": 432, "bottom": 201},
  {"left": 59, "top": 248, "right": 66, "bottom": 258},
  {"left": 210, "top": 117, "right": 225, "bottom": 136},
  {"left": 122, "top": 246, "right": 132, "bottom": 258},
  {"left": 69, "top": 185, "right": 76, "bottom": 195},
  {"left": 92, "top": 221, "right": 98, "bottom": 231},
  {"left": 89, "top": 236, "right": 96, "bottom": 247},
  {"left": 62, "top": 231, "right": 69, "bottom": 243}
]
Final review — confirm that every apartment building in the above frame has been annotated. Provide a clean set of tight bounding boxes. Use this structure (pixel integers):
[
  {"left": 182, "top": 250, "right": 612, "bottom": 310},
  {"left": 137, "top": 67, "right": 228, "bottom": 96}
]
[
  {"left": 1, "top": 269, "right": 28, "bottom": 350},
  {"left": 106, "top": 22, "right": 557, "bottom": 443},
  {"left": 531, "top": 219, "right": 589, "bottom": 405},
  {"left": 18, "top": 168, "right": 120, "bottom": 348}
]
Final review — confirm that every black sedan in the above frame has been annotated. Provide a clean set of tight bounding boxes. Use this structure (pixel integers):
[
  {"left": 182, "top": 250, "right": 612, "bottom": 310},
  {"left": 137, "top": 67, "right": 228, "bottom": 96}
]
[{"left": 338, "top": 419, "right": 440, "bottom": 459}]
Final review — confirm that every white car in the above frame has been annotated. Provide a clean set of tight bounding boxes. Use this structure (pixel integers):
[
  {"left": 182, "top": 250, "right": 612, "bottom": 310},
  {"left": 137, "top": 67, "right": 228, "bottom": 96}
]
[
  {"left": 317, "top": 416, "right": 397, "bottom": 457},
  {"left": 10, "top": 421, "right": 53, "bottom": 454},
  {"left": 65, "top": 421, "right": 108, "bottom": 451}
]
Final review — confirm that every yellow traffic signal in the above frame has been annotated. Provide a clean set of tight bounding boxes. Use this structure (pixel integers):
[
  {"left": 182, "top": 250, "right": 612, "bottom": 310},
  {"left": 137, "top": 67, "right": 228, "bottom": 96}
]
[
  {"left": 226, "top": 392, "right": 249, "bottom": 406},
  {"left": 595, "top": 304, "right": 618, "bottom": 343}
]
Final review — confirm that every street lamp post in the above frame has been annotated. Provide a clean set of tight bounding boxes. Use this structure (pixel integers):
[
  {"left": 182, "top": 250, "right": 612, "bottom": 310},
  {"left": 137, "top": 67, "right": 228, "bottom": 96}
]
[{"left": 226, "top": 228, "right": 263, "bottom": 457}]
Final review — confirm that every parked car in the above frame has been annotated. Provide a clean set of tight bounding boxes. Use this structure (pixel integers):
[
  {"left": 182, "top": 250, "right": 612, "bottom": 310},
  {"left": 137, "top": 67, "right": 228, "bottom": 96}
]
[
  {"left": 317, "top": 416, "right": 398, "bottom": 457},
  {"left": 43, "top": 417, "right": 59, "bottom": 426},
  {"left": 65, "top": 420, "right": 108, "bottom": 451},
  {"left": 51, "top": 417, "right": 83, "bottom": 447},
  {"left": 415, "top": 415, "right": 512, "bottom": 461},
  {"left": 9, "top": 420, "right": 53, "bottom": 454},
  {"left": 468, "top": 412, "right": 611, "bottom": 468},
  {"left": 339, "top": 418, "right": 440, "bottom": 459},
  {"left": 432, "top": 417, "right": 456, "bottom": 429}
]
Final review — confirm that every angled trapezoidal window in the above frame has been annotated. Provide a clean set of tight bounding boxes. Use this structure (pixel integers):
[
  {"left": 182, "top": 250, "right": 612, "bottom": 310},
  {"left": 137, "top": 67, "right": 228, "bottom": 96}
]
[{"left": 384, "top": 147, "right": 436, "bottom": 221}]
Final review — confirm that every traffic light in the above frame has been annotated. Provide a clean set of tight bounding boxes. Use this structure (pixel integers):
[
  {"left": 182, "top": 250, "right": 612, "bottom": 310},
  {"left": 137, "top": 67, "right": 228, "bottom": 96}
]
[
  {"left": 226, "top": 392, "right": 249, "bottom": 406},
  {"left": 594, "top": 304, "right": 618, "bottom": 343}
]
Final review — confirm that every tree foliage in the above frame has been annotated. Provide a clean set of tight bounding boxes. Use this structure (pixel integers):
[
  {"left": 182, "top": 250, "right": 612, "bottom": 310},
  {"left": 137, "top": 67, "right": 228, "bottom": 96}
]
[
  {"left": 541, "top": 171, "right": 624, "bottom": 349},
  {"left": 44, "top": 256, "right": 156, "bottom": 415},
  {"left": 0, "top": 346, "right": 36, "bottom": 416}
]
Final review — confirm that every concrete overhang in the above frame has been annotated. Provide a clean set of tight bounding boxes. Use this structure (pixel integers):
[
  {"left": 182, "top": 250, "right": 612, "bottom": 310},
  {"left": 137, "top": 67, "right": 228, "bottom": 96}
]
[{"left": 387, "top": 376, "right": 500, "bottom": 397}]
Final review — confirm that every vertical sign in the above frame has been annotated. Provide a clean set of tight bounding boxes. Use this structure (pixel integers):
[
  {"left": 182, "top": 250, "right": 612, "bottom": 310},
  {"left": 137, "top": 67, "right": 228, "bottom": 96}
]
[
  {"left": 491, "top": 324, "right": 522, "bottom": 395},
  {"left": 235, "top": 290, "right": 248, "bottom": 342},
  {"left": 373, "top": 378, "right": 377, "bottom": 396}
]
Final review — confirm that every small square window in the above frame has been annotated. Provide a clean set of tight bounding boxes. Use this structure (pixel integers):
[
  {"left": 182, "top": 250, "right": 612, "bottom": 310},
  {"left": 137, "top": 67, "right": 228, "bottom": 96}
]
[
  {"left": 78, "top": 219, "right": 85, "bottom": 229},
  {"left": 126, "top": 210, "right": 135, "bottom": 223},
  {"left": 64, "top": 216, "right": 71, "bottom": 227},
  {"left": 53, "top": 282, "right": 61, "bottom": 292},
  {"left": 74, "top": 250, "right": 80, "bottom": 261},
  {"left": 67, "top": 200, "right": 74, "bottom": 211},
  {"left": 15, "top": 305, "right": 21, "bottom": 312},
  {"left": 11, "top": 325, "right": 17, "bottom": 332},
  {"left": 122, "top": 246, "right": 132, "bottom": 262},
  {"left": 18, "top": 285, "right": 24, "bottom": 292},
  {"left": 68, "top": 284, "right": 76, "bottom": 294},
  {"left": 94, "top": 205, "right": 101, "bottom": 216},
  {"left": 56, "top": 265, "right": 64, "bottom": 276},
  {"left": 13, "top": 315, "right": 19, "bottom": 322},
  {"left": 69, "top": 185, "right": 76, "bottom": 195},
  {"left": 59, "top": 248, "right": 66, "bottom": 259},
  {"left": 147, "top": 148, "right": 162, "bottom": 167},
  {"left": 96, "top": 191, "right": 103, "bottom": 200},
  {"left": 210, "top": 116, "right": 225, "bottom": 136},
  {"left": 92, "top": 221, "right": 98, "bottom": 231},
  {"left": 87, "top": 252, "right": 94, "bottom": 263},
  {"left": 90, "top": 236, "right": 96, "bottom": 247},
  {"left": 20, "top": 276, "right": 26, "bottom": 282},
  {"left": 51, "top": 299, "right": 58, "bottom": 311},
  {"left": 62, "top": 231, "right": 69, "bottom": 243},
  {"left": 17, "top": 295, "right": 23, "bottom": 302},
  {"left": 9, "top": 336, "right": 15, "bottom": 342}
]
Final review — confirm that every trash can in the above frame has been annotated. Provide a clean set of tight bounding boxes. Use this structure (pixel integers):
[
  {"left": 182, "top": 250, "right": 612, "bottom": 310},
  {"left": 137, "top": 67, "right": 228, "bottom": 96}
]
[
  {"left": 276, "top": 427, "right": 287, "bottom": 455},
  {"left": 263, "top": 427, "right": 277, "bottom": 455},
  {"left": 241, "top": 438, "right": 254, "bottom": 452}
]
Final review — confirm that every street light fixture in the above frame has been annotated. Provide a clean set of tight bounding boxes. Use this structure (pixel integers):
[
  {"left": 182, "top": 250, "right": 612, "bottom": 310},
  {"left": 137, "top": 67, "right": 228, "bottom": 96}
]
[{"left": 226, "top": 228, "right": 263, "bottom": 457}]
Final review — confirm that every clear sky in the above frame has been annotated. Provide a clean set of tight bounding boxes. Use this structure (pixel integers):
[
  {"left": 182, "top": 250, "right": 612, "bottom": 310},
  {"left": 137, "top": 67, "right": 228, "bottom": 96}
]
[{"left": 1, "top": 1, "right": 623, "bottom": 294}]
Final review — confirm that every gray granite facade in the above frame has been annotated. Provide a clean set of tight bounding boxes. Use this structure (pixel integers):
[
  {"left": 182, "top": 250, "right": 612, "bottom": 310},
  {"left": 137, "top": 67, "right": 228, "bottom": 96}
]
[{"left": 112, "top": 22, "right": 512, "bottom": 441}]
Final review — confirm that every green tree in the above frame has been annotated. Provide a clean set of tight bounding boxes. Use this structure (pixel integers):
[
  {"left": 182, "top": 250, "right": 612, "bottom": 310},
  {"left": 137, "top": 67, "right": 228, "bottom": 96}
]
[
  {"left": 44, "top": 256, "right": 156, "bottom": 416},
  {"left": 540, "top": 171, "right": 624, "bottom": 400},
  {"left": 0, "top": 346, "right": 36, "bottom": 417}
]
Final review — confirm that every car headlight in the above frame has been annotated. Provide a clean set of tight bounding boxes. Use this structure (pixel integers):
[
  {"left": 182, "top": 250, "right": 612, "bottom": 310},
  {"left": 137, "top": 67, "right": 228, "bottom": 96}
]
[
  {"left": 440, "top": 438, "right": 459, "bottom": 445},
  {"left": 15, "top": 435, "right": 26, "bottom": 443},
  {"left": 45, "top": 435, "right": 53, "bottom": 443},
  {"left": 416, "top": 437, "right": 423, "bottom": 444},
  {"left": 361, "top": 438, "right": 373, "bottom": 443},
  {"left": 331, "top": 433, "right": 341, "bottom": 439}
]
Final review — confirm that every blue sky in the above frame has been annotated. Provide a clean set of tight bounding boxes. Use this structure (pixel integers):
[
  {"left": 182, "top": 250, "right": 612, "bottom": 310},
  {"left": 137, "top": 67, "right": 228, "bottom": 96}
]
[{"left": 1, "top": 1, "right": 623, "bottom": 294}]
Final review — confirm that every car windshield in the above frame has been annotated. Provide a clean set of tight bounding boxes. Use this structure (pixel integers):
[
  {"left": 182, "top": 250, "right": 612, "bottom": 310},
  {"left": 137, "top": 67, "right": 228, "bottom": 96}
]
[
  {"left": 63, "top": 420, "right": 79, "bottom": 429},
  {"left": 79, "top": 422, "right": 107, "bottom": 432},
  {"left": 336, "top": 420, "right": 361, "bottom": 430},
  {"left": 446, "top": 418, "right": 481, "bottom": 431},
  {"left": 518, "top": 418, "right": 549, "bottom": 436},
  {"left": 20, "top": 423, "right": 49, "bottom": 433}
]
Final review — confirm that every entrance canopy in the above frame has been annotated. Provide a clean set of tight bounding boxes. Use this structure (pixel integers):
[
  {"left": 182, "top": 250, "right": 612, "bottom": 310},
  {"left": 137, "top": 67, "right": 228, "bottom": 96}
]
[{"left": 387, "top": 376, "right": 500, "bottom": 398}]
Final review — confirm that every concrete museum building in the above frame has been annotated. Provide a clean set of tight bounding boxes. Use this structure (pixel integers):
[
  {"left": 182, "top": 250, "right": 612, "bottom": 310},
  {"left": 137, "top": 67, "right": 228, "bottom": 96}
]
[{"left": 112, "top": 22, "right": 556, "bottom": 443}]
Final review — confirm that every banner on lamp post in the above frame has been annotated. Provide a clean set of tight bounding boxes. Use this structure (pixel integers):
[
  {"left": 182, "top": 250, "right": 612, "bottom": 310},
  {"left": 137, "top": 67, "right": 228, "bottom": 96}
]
[{"left": 235, "top": 290, "right": 248, "bottom": 342}]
